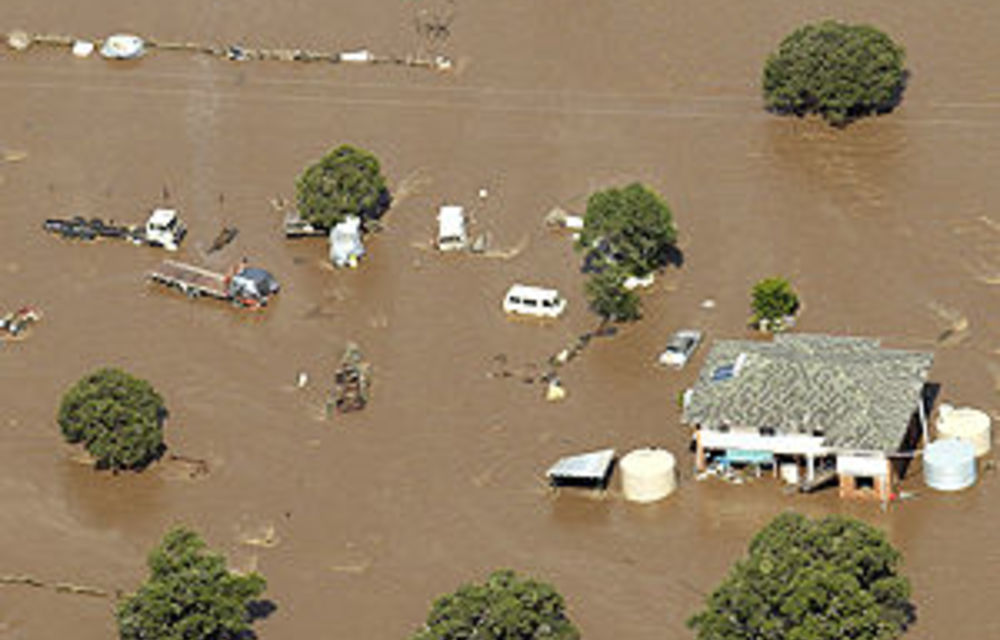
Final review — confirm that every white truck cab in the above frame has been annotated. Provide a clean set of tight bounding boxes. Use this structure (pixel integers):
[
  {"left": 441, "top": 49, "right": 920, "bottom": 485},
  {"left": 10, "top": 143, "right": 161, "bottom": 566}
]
[{"left": 145, "top": 208, "right": 186, "bottom": 251}]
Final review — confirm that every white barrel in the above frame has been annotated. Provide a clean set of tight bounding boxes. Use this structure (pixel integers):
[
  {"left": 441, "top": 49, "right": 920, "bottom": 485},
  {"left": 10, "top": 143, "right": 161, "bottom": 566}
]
[
  {"left": 936, "top": 407, "right": 991, "bottom": 457},
  {"left": 924, "top": 439, "right": 976, "bottom": 491},
  {"left": 621, "top": 448, "right": 676, "bottom": 503}
]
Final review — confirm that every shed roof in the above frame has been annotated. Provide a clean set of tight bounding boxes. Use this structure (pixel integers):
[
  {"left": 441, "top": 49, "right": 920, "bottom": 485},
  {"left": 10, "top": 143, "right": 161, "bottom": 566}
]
[
  {"left": 682, "top": 334, "right": 933, "bottom": 452},
  {"left": 546, "top": 449, "right": 615, "bottom": 484}
]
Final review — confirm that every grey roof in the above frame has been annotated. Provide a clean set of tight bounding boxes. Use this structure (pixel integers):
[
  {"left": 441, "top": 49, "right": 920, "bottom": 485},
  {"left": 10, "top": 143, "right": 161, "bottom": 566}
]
[
  {"left": 682, "top": 334, "right": 933, "bottom": 452},
  {"left": 546, "top": 449, "right": 616, "bottom": 481}
]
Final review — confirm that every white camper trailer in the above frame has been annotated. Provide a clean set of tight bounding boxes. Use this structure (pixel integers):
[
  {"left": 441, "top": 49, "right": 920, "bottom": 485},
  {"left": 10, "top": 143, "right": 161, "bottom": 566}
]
[
  {"left": 436, "top": 205, "right": 467, "bottom": 251},
  {"left": 329, "top": 216, "right": 365, "bottom": 268},
  {"left": 502, "top": 284, "right": 566, "bottom": 318}
]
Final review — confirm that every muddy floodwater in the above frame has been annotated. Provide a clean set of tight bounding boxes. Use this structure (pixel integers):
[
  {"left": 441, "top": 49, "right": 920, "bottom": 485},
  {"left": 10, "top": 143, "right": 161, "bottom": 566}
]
[{"left": 1, "top": 1, "right": 1000, "bottom": 638}]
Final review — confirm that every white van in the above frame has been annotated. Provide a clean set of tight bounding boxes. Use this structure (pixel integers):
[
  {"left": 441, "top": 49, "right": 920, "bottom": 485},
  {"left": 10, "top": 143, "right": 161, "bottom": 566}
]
[
  {"left": 502, "top": 284, "right": 566, "bottom": 318},
  {"left": 436, "top": 205, "right": 467, "bottom": 251}
]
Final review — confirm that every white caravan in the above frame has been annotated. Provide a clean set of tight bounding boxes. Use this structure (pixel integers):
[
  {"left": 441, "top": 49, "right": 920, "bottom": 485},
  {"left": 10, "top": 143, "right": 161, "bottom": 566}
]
[{"left": 502, "top": 284, "right": 566, "bottom": 318}]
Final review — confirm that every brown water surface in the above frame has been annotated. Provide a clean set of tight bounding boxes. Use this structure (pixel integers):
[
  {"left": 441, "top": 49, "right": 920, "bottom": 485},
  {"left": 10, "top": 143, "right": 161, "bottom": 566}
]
[{"left": 1, "top": 1, "right": 999, "bottom": 638}]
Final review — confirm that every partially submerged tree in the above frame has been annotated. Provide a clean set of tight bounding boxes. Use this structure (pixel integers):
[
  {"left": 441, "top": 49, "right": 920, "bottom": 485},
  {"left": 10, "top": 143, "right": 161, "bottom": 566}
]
[
  {"left": 689, "top": 512, "right": 914, "bottom": 640},
  {"left": 58, "top": 367, "right": 166, "bottom": 471},
  {"left": 750, "top": 276, "right": 799, "bottom": 331},
  {"left": 117, "top": 527, "right": 268, "bottom": 640},
  {"left": 577, "top": 182, "right": 677, "bottom": 278},
  {"left": 295, "top": 144, "right": 391, "bottom": 230},
  {"left": 763, "top": 20, "right": 906, "bottom": 126},
  {"left": 585, "top": 268, "right": 641, "bottom": 323},
  {"left": 411, "top": 569, "right": 580, "bottom": 640}
]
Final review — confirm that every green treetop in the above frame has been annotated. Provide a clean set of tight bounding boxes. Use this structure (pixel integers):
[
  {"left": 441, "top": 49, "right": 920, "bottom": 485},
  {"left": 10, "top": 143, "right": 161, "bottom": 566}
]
[
  {"left": 577, "top": 182, "right": 677, "bottom": 279},
  {"left": 295, "top": 144, "right": 391, "bottom": 230},
  {"left": 763, "top": 20, "right": 906, "bottom": 126},
  {"left": 58, "top": 367, "right": 166, "bottom": 471},
  {"left": 411, "top": 569, "right": 580, "bottom": 640},
  {"left": 585, "top": 268, "right": 641, "bottom": 323},
  {"left": 750, "top": 276, "right": 800, "bottom": 330},
  {"left": 689, "top": 512, "right": 914, "bottom": 640},
  {"left": 117, "top": 527, "right": 268, "bottom": 640}
]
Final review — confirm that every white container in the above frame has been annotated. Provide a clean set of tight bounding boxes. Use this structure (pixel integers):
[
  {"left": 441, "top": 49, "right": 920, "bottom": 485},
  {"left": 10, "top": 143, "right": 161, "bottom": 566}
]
[
  {"left": 621, "top": 448, "right": 676, "bottom": 503},
  {"left": 779, "top": 463, "right": 800, "bottom": 485},
  {"left": 924, "top": 438, "right": 977, "bottom": 492},
  {"left": 72, "top": 40, "right": 95, "bottom": 58},
  {"left": 937, "top": 406, "right": 991, "bottom": 457}
]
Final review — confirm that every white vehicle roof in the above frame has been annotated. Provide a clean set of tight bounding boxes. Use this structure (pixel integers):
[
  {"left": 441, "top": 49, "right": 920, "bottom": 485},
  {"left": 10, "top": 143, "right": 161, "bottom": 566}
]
[
  {"left": 148, "top": 208, "right": 178, "bottom": 225},
  {"left": 505, "top": 284, "right": 562, "bottom": 300},
  {"left": 437, "top": 205, "right": 466, "bottom": 235}
]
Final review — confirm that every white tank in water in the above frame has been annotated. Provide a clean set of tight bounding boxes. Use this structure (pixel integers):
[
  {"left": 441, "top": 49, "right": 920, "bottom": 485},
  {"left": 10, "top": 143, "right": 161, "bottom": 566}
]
[
  {"left": 923, "top": 438, "right": 977, "bottom": 492},
  {"left": 936, "top": 405, "right": 992, "bottom": 457},
  {"left": 621, "top": 448, "right": 676, "bottom": 503}
]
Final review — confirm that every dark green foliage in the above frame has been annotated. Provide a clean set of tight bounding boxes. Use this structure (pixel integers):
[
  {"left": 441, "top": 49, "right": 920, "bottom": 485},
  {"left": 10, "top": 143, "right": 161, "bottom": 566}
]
[
  {"left": 763, "top": 21, "right": 906, "bottom": 126},
  {"left": 117, "top": 527, "right": 267, "bottom": 640},
  {"left": 295, "top": 144, "right": 391, "bottom": 230},
  {"left": 689, "top": 512, "right": 914, "bottom": 640},
  {"left": 411, "top": 569, "right": 580, "bottom": 640},
  {"left": 751, "top": 277, "right": 799, "bottom": 328},
  {"left": 58, "top": 368, "right": 166, "bottom": 471},
  {"left": 585, "top": 269, "right": 641, "bottom": 323},
  {"left": 578, "top": 182, "right": 677, "bottom": 278}
]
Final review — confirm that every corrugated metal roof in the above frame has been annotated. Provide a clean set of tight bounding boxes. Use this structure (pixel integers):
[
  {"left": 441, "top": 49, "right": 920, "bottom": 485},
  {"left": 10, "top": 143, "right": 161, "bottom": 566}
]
[
  {"left": 546, "top": 449, "right": 616, "bottom": 482},
  {"left": 682, "top": 334, "right": 933, "bottom": 452}
]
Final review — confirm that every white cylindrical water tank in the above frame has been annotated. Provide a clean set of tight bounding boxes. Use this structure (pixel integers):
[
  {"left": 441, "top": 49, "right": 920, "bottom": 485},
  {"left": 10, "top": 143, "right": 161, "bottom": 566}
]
[
  {"left": 924, "top": 439, "right": 977, "bottom": 491},
  {"left": 621, "top": 448, "right": 676, "bottom": 503},
  {"left": 936, "top": 407, "right": 991, "bottom": 457}
]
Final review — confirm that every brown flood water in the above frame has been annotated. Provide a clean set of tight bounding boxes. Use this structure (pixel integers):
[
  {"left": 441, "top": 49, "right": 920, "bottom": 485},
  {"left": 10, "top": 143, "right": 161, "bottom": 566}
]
[{"left": 1, "top": 1, "right": 1000, "bottom": 637}]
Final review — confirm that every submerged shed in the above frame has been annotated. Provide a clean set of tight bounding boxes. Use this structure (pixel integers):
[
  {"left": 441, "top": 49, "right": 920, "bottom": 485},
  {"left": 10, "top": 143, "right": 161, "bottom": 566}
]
[{"left": 546, "top": 449, "right": 615, "bottom": 488}]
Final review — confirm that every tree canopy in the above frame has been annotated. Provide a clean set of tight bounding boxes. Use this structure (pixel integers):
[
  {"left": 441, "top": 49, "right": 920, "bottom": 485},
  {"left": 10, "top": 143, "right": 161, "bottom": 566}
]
[
  {"left": 577, "top": 182, "right": 677, "bottom": 278},
  {"left": 411, "top": 569, "right": 580, "bottom": 640},
  {"left": 689, "top": 512, "right": 914, "bottom": 640},
  {"left": 763, "top": 21, "right": 906, "bottom": 126},
  {"left": 295, "top": 144, "right": 391, "bottom": 230},
  {"left": 750, "top": 276, "right": 799, "bottom": 330},
  {"left": 117, "top": 527, "right": 268, "bottom": 640},
  {"left": 58, "top": 367, "right": 166, "bottom": 471},
  {"left": 585, "top": 269, "right": 641, "bottom": 323}
]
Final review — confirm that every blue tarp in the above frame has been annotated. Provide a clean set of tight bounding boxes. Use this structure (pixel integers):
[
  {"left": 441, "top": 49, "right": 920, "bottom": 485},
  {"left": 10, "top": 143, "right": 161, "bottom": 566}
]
[{"left": 721, "top": 449, "right": 775, "bottom": 465}]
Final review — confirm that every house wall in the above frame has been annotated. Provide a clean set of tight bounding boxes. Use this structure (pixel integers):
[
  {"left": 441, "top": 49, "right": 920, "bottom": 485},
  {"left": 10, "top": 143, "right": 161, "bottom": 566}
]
[{"left": 698, "top": 428, "right": 827, "bottom": 456}]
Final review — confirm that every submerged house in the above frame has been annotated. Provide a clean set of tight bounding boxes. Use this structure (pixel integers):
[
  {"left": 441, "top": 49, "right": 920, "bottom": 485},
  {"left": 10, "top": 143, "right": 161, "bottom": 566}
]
[{"left": 681, "top": 334, "right": 933, "bottom": 500}]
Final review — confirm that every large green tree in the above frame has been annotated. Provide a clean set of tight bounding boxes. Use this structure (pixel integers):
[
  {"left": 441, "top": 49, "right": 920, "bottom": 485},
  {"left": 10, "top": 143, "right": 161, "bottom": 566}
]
[
  {"left": 577, "top": 182, "right": 677, "bottom": 278},
  {"left": 411, "top": 569, "right": 580, "bottom": 640},
  {"left": 763, "top": 21, "right": 906, "bottom": 126},
  {"left": 585, "top": 268, "right": 641, "bottom": 323},
  {"left": 117, "top": 527, "right": 268, "bottom": 640},
  {"left": 689, "top": 512, "right": 914, "bottom": 640},
  {"left": 295, "top": 144, "right": 391, "bottom": 230},
  {"left": 58, "top": 367, "right": 166, "bottom": 471}
]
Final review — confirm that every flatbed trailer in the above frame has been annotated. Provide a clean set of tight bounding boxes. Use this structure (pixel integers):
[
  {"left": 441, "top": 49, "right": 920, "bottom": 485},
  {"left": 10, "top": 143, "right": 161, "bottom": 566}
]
[
  {"left": 148, "top": 259, "right": 279, "bottom": 309},
  {"left": 148, "top": 260, "right": 230, "bottom": 300}
]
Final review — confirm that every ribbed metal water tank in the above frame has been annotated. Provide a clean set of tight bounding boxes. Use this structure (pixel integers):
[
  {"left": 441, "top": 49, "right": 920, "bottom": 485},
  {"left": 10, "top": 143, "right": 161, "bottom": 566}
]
[
  {"left": 621, "top": 448, "right": 676, "bottom": 503},
  {"left": 924, "top": 438, "right": 976, "bottom": 491}
]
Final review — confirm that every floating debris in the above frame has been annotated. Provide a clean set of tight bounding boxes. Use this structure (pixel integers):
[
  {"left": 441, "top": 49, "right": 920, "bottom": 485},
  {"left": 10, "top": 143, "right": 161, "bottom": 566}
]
[
  {"left": 329, "top": 343, "right": 371, "bottom": 414},
  {"left": 0, "top": 306, "right": 42, "bottom": 341},
  {"left": 99, "top": 34, "right": 145, "bottom": 60},
  {"left": 71, "top": 40, "right": 94, "bottom": 58},
  {"left": 545, "top": 378, "right": 566, "bottom": 402},
  {"left": 6, "top": 30, "right": 31, "bottom": 51},
  {"left": 207, "top": 226, "right": 239, "bottom": 254},
  {"left": 1, "top": 148, "right": 28, "bottom": 163}
]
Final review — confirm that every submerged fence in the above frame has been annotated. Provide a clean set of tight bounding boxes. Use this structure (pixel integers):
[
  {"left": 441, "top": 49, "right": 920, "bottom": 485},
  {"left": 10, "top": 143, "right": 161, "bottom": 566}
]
[{"left": 4, "top": 29, "right": 453, "bottom": 72}]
